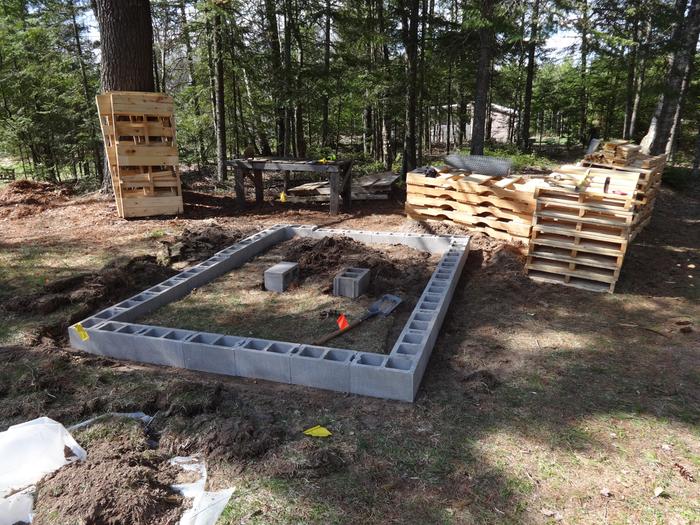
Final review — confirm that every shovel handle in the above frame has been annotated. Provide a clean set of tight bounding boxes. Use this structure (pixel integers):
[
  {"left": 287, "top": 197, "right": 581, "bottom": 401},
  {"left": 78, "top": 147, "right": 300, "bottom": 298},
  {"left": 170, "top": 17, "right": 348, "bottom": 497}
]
[{"left": 313, "top": 316, "right": 369, "bottom": 346}]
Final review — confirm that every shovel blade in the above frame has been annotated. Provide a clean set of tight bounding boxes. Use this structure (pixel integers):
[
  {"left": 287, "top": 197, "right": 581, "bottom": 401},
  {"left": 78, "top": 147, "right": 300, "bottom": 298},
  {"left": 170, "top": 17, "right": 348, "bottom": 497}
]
[{"left": 369, "top": 294, "right": 402, "bottom": 317}]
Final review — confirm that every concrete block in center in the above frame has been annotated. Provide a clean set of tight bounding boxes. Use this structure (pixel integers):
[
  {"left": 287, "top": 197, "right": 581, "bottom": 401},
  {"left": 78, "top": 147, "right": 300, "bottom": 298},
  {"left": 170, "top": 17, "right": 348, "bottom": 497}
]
[
  {"left": 264, "top": 261, "right": 299, "bottom": 292},
  {"left": 333, "top": 267, "right": 370, "bottom": 298}
]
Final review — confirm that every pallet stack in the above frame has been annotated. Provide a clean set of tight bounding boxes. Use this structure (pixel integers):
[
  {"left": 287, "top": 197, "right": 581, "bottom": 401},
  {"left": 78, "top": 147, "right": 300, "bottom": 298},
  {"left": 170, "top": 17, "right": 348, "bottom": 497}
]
[
  {"left": 405, "top": 169, "right": 540, "bottom": 246},
  {"left": 524, "top": 169, "right": 640, "bottom": 293},
  {"left": 96, "top": 91, "right": 183, "bottom": 218},
  {"left": 581, "top": 142, "right": 666, "bottom": 239}
]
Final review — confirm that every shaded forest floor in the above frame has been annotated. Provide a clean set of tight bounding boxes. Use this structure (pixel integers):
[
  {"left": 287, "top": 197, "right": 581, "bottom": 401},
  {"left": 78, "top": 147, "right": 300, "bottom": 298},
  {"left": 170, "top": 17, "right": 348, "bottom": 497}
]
[{"left": 1, "top": 175, "right": 699, "bottom": 524}]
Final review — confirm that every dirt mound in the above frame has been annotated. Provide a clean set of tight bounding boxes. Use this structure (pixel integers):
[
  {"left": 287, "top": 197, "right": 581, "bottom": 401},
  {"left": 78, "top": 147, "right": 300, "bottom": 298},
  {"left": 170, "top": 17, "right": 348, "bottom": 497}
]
[
  {"left": 281, "top": 235, "right": 434, "bottom": 295},
  {"left": 265, "top": 440, "right": 346, "bottom": 479},
  {"left": 156, "top": 383, "right": 285, "bottom": 462},
  {"left": 34, "top": 419, "right": 185, "bottom": 525},
  {"left": 0, "top": 180, "right": 71, "bottom": 219},
  {"left": 2, "top": 256, "right": 175, "bottom": 343},
  {"left": 158, "top": 223, "right": 253, "bottom": 265}
]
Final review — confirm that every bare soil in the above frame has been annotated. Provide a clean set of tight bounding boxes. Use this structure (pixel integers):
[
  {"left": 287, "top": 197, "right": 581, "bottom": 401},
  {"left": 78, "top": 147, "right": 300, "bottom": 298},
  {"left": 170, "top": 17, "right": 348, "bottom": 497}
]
[
  {"left": 34, "top": 418, "right": 186, "bottom": 525},
  {"left": 143, "top": 235, "right": 437, "bottom": 353},
  {"left": 0, "top": 178, "right": 698, "bottom": 524}
]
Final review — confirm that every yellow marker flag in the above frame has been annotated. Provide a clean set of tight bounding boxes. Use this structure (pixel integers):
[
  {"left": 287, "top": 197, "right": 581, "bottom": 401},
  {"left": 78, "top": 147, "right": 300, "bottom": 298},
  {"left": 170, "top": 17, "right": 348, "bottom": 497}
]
[
  {"left": 280, "top": 191, "right": 287, "bottom": 203},
  {"left": 74, "top": 323, "right": 90, "bottom": 341},
  {"left": 303, "top": 425, "right": 332, "bottom": 437}
]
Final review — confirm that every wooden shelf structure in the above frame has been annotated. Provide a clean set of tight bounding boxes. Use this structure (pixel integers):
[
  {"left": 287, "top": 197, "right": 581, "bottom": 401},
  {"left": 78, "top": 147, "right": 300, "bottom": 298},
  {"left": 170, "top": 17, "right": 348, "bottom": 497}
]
[{"left": 96, "top": 91, "right": 183, "bottom": 218}]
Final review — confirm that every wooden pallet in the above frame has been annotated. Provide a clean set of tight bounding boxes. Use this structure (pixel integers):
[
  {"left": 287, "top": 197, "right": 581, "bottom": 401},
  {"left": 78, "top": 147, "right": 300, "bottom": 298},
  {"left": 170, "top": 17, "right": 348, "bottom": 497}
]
[
  {"left": 525, "top": 178, "right": 638, "bottom": 293},
  {"left": 286, "top": 172, "right": 398, "bottom": 202},
  {"left": 405, "top": 171, "right": 538, "bottom": 244},
  {"left": 96, "top": 91, "right": 183, "bottom": 218}
]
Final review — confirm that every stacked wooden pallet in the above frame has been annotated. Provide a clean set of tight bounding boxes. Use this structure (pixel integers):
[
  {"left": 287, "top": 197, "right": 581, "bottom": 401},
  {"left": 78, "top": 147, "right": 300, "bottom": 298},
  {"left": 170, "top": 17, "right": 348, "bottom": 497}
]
[
  {"left": 586, "top": 140, "right": 641, "bottom": 165},
  {"left": 405, "top": 169, "right": 542, "bottom": 246},
  {"left": 525, "top": 169, "right": 640, "bottom": 293},
  {"left": 286, "top": 172, "right": 399, "bottom": 202},
  {"left": 96, "top": 91, "right": 183, "bottom": 218},
  {"left": 580, "top": 147, "right": 666, "bottom": 239}
]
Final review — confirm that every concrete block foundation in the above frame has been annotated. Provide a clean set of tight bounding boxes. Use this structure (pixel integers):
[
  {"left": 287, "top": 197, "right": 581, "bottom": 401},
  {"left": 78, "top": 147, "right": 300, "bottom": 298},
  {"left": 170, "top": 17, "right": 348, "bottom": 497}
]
[{"left": 68, "top": 225, "right": 469, "bottom": 402}]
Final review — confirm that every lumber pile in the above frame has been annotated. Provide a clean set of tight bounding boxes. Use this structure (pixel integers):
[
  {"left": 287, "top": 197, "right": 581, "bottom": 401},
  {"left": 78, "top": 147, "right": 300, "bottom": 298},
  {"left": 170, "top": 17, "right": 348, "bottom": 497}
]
[
  {"left": 405, "top": 169, "right": 541, "bottom": 246},
  {"left": 286, "top": 172, "right": 399, "bottom": 203},
  {"left": 582, "top": 140, "right": 666, "bottom": 240},
  {"left": 96, "top": 91, "right": 183, "bottom": 218},
  {"left": 525, "top": 169, "right": 640, "bottom": 293}
]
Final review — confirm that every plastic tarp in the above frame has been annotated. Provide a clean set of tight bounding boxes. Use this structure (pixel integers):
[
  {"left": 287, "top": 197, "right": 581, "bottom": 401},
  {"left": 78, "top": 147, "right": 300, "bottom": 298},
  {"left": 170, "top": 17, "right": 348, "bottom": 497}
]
[
  {"left": 0, "top": 417, "right": 86, "bottom": 525},
  {"left": 0, "top": 416, "right": 233, "bottom": 525},
  {"left": 171, "top": 456, "right": 235, "bottom": 525}
]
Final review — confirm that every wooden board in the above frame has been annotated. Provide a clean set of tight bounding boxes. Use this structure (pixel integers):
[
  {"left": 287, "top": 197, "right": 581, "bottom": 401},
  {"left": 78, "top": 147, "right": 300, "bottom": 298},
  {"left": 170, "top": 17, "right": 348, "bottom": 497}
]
[{"left": 95, "top": 91, "right": 183, "bottom": 219}]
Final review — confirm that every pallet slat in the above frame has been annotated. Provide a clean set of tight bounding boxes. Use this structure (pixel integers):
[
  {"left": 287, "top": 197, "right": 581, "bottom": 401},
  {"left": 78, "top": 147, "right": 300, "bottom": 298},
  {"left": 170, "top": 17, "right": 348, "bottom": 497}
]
[{"left": 95, "top": 91, "right": 183, "bottom": 218}]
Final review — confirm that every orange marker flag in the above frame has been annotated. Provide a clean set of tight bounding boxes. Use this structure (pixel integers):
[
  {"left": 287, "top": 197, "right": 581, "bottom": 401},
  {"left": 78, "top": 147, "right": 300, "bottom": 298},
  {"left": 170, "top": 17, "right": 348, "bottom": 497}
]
[{"left": 336, "top": 313, "right": 349, "bottom": 331}]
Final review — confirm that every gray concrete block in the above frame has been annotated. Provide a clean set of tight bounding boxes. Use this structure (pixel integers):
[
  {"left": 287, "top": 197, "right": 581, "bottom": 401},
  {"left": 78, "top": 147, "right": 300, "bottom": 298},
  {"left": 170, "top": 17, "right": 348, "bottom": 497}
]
[
  {"left": 333, "top": 267, "right": 370, "bottom": 298},
  {"left": 350, "top": 354, "right": 417, "bottom": 401},
  {"left": 264, "top": 262, "right": 299, "bottom": 292},
  {"left": 182, "top": 333, "right": 243, "bottom": 375},
  {"left": 235, "top": 338, "right": 297, "bottom": 382},
  {"left": 289, "top": 346, "right": 356, "bottom": 393}
]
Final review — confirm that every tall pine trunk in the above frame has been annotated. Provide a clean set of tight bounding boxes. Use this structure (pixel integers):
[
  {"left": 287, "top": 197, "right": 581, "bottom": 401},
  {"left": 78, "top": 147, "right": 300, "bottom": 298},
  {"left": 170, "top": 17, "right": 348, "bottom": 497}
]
[
  {"left": 518, "top": 0, "right": 539, "bottom": 152},
  {"left": 94, "top": 0, "right": 155, "bottom": 193},
  {"left": 471, "top": 0, "right": 494, "bottom": 155},
  {"left": 213, "top": 11, "right": 227, "bottom": 182},
  {"left": 401, "top": 0, "right": 419, "bottom": 175}
]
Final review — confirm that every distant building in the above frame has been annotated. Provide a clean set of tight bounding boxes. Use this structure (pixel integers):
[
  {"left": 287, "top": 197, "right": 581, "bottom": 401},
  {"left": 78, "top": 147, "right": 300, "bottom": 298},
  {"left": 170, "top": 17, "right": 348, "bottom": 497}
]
[{"left": 428, "top": 103, "right": 516, "bottom": 149}]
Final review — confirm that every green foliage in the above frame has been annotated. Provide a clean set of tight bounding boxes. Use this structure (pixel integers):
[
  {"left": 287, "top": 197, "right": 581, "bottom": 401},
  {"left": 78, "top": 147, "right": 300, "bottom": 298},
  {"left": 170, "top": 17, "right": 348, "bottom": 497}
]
[{"left": 0, "top": 0, "right": 101, "bottom": 182}]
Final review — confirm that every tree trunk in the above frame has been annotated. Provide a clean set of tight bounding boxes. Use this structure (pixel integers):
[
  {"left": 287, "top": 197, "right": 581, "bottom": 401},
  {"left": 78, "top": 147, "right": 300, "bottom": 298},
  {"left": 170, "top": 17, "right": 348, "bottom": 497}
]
[
  {"left": 629, "top": 21, "right": 650, "bottom": 139},
  {"left": 378, "top": 0, "right": 393, "bottom": 170},
  {"left": 401, "top": 0, "right": 419, "bottom": 175},
  {"left": 518, "top": 0, "right": 539, "bottom": 152},
  {"left": 94, "top": 0, "right": 155, "bottom": 193},
  {"left": 69, "top": 0, "right": 102, "bottom": 181},
  {"left": 213, "top": 11, "right": 227, "bottom": 182},
  {"left": 645, "top": 0, "right": 700, "bottom": 155},
  {"left": 471, "top": 0, "right": 494, "bottom": 156},
  {"left": 321, "top": 0, "right": 331, "bottom": 147},
  {"left": 578, "top": 0, "right": 589, "bottom": 145},
  {"left": 622, "top": 15, "right": 639, "bottom": 139},
  {"left": 179, "top": 0, "right": 205, "bottom": 170},
  {"left": 264, "top": 0, "right": 285, "bottom": 155}
]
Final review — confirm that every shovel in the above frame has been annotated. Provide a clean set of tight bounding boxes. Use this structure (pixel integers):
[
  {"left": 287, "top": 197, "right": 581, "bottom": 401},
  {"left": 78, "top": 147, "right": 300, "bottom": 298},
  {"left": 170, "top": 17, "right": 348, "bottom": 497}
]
[{"left": 313, "top": 294, "right": 402, "bottom": 346}]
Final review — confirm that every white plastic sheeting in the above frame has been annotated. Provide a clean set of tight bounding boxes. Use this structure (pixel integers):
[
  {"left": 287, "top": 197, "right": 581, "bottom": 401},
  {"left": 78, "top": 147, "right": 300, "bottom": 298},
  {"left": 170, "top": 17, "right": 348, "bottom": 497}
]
[
  {"left": 0, "top": 417, "right": 86, "bottom": 525},
  {"left": 0, "top": 416, "right": 234, "bottom": 525},
  {"left": 171, "top": 456, "right": 235, "bottom": 525}
]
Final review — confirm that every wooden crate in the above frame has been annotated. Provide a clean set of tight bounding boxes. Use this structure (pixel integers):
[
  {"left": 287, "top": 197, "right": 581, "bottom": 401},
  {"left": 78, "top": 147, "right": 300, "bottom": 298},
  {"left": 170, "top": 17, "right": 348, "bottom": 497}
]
[
  {"left": 525, "top": 171, "right": 639, "bottom": 293},
  {"left": 96, "top": 91, "right": 183, "bottom": 218},
  {"left": 405, "top": 171, "right": 537, "bottom": 246}
]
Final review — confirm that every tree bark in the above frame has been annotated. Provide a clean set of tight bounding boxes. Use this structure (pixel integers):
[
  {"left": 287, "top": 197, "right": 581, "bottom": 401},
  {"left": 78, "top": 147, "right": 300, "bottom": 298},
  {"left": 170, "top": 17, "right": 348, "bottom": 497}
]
[
  {"left": 213, "top": 11, "right": 227, "bottom": 182},
  {"left": 179, "top": 0, "right": 205, "bottom": 170},
  {"left": 94, "top": 0, "right": 155, "bottom": 193},
  {"left": 518, "top": 0, "right": 539, "bottom": 152},
  {"left": 471, "top": 0, "right": 494, "bottom": 155},
  {"left": 578, "top": 0, "right": 589, "bottom": 145},
  {"left": 401, "top": 0, "right": 420, "bottom": 175},
  {"left": 645, "top": 0, "right": 700, "bottom": 155},
  {"left": 264, "top": 0, "right": 286, "bottom": 155},
  {"left": 69, "top": 0, "right": 102, "bottom": 181},
  {"left": 321, "top": 0, "right": 332, "bottom": 147}
]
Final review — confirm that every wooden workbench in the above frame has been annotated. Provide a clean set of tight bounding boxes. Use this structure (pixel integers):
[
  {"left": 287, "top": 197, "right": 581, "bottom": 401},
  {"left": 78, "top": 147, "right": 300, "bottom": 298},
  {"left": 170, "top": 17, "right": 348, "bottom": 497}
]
[{"left": 225, "top": 158, "right": 353, "bottom": 215}]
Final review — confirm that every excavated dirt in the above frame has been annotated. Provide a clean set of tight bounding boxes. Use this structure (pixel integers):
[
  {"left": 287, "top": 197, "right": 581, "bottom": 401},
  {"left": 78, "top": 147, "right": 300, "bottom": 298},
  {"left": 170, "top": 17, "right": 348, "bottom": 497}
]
[
  {"left": 157, "top": 223, "right": 255, "bottom": 265},
  {"left": 157, "top": 382, "right": 286, "bottom": 462},
  {"left": 33, "top": 419, "right": 186, "bottom": 525},
  {"left": 0, "top": 180, "right": 72, "bottom": 219},
  {"left": 282, "top": 235, "right": 435, "bottom": 296},
  {"left": 1, "top": 256, "right": 175, "bottom": 343}
]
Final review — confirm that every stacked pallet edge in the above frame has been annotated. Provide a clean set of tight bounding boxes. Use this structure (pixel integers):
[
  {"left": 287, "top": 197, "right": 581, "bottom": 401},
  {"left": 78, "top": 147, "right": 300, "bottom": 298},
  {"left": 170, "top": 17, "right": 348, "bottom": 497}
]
[
  {"left": 405, "top": 141, "right": 666, "bottom": 293},
  {"left": 96, "top": 91, "right": 183, "bottom": 218}
]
